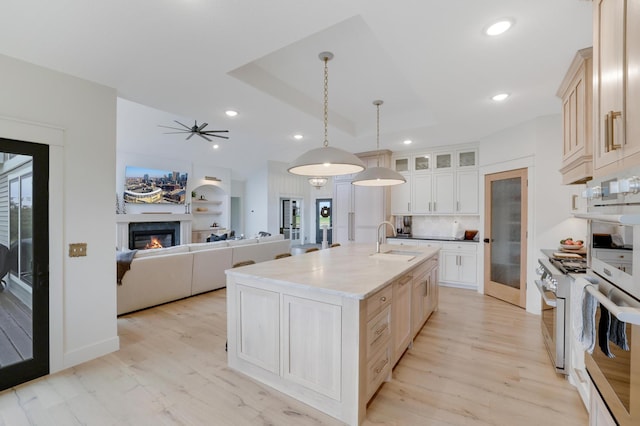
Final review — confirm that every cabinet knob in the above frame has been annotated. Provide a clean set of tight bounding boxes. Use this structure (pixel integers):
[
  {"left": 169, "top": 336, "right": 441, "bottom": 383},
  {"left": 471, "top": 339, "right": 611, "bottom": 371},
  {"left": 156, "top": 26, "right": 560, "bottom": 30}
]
[{"left": 380, "top": 296, "right": 387, "bottom": 302}]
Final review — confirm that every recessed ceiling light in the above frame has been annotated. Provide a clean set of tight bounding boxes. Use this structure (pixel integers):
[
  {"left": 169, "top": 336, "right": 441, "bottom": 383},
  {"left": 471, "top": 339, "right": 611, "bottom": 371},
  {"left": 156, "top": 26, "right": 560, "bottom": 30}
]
[
  {"left": 293, "top": 134, "right": 303, "bottom": 140},
  {"left": 485, "top": 19, "right": 514, "bottom": 36},
  {"left": 491, "top": 93, "right": 510, "bottom": 102},
  {"left": 213, "top": 144, "right": 219, "bottom": 149},
  {"left": 403, "top": 140, "right": 413, "bottom": 145},
  {"left": 225, "top": 110, "right": 238, "bottom": 117}
]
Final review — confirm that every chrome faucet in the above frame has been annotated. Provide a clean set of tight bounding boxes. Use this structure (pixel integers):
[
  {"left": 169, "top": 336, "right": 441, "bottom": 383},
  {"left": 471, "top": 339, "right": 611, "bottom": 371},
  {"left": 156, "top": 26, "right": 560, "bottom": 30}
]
[{"left": 376, "top": 221, "right": 397, "bottom": 253}]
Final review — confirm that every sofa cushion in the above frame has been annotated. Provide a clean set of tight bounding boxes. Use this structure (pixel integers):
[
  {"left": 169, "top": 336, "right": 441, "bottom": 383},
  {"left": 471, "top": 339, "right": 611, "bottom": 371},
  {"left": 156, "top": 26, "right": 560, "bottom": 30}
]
[
  {"left": 188, "top": 241, "right": 229, "bottom": 252},
  {"left": 133, "top": 245, "right": 190, "bottom": 258},
  {"left": 257, "top": 234, "right": 285, "bottom": 243},
  {"left": 227, "top": 238, "right": 259, "bottom": 247}
]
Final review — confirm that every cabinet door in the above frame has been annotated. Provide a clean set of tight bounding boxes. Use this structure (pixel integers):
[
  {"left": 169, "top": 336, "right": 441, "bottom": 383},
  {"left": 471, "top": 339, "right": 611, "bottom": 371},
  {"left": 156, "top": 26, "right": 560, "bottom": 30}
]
[
  {"left": 625, "top": 0, "right": 640, "bottom": 159},
  {"left": 236, "top": 285, "right": 280, "bottom": 374},
  {"left": 440, "top": 251, "right": 459, "bottom": 283},
  {"left": 594, "top": 0, "right": 625, "bottom": 170},
  {"left": 412, "top": 174, "right": 432, "bottom": 213},
  {"left": 283, "top": 295, "right": 342, "bottom": 400},
  {"left": 458, "top": 252, "right": 478, "bottom": 285},
  {"left": 411, "top": 276, "right": 425, "bottom": 338},
  {"left": 391, "top": 175, "right": 412, "bottom": 214},
  {"left": 334, "top": 181, "right": 353, "bottom": 244},
  {"left": 456, "top": 149, "right": 477, "bottom": 168},
  {"left": 354, "top": 185, "right": 385, "bottom": 243},
  {"left": 392, "top": 275, "right": 412, "bottom": 364},
  {"left": 456, "top": 170, "right": 478, "bottom": 214},
  {"left": 433, "top": 173, "right": 454, "bottom": 214}
]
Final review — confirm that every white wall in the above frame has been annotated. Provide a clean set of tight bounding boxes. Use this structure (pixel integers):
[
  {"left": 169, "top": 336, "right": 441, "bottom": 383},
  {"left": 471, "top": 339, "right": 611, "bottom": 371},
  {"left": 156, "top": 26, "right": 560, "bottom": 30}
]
[
  {"left": 479, "top": 114, "right": 586, "bottom": 314},
  {"left": 245, "top": 164, "right": 269, "bottom": 238},
  {"left": 116, "top": 99, "right": 233, "bottom": 235},
  {"left": 0, "top": 54, "right": 119, "bottom": 371}
]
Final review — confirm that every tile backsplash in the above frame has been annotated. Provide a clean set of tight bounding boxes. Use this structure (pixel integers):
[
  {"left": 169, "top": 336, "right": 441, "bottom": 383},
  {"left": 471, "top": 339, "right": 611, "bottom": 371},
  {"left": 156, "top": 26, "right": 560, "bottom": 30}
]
[{"left": 410, "top": 216, "right": 480, "bottom": 238}]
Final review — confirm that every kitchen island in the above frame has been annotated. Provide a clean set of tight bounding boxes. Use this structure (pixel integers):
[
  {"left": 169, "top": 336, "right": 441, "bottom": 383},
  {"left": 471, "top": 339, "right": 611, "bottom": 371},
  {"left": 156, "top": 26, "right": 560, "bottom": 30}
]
[{"left": 226, "top": 243, "right": 439, "bottom": 425}]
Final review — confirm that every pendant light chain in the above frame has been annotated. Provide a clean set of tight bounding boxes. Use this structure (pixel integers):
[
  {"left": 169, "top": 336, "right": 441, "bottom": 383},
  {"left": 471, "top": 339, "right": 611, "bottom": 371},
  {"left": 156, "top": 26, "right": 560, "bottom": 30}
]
[
  {"left": 323, "top": 56, "right": 329, "bottom": 148},
  {"left": 374, "top": 100, "right": 383, "bottom": 167}
]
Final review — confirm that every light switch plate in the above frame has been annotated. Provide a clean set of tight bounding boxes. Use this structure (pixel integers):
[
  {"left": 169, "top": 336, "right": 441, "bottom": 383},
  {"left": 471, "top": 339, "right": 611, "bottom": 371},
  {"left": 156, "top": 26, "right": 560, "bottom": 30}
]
[{"left": 69, "top": 243, "right": 87, "bottom": 257}]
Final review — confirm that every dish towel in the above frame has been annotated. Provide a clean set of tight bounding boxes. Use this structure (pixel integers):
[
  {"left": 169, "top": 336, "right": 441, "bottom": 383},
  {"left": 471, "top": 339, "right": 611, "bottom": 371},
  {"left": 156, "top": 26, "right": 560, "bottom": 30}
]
[
  {"left": 606, "top": 287, "right": 630, "bottom": 351},
  {"left": 598, "top": 305, "right": 614, "bottom": 358},
  {"left": 572, "top": 277, "right": 597, "bottom": 354}
]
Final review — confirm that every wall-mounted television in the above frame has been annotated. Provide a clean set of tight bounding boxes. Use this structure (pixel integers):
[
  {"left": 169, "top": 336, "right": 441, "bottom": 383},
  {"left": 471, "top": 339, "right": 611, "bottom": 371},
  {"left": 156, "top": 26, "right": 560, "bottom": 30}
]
[{"left": 124, "top": 166, "right": 188, "bottom": 204}]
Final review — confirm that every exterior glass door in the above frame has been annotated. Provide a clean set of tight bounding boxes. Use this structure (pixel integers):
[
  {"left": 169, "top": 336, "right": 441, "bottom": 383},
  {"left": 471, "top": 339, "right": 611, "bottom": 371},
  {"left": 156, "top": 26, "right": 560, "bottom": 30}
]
[
  {"left": 0, "top": 138, "right": 49, "bottom": 392},
  {"left": 281, "top": 198, "right": 302, "bottom": 246},
  {"left": 484, "top": 168, "right": 528, "bottom": 308},
  {"left": 315, "top": 198, "right": 332, "bottom": 245}
]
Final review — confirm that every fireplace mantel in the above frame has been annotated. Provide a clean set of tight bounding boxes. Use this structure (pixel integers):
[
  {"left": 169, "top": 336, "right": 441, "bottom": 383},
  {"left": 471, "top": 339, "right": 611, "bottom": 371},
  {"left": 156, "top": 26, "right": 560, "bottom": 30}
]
[{"left": 116, "top": 214, "right": 192, "bottom": 250}]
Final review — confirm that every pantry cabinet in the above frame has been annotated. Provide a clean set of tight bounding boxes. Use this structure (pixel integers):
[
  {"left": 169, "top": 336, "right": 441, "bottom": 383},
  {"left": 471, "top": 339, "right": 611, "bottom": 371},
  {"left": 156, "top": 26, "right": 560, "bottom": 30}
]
[
  {"left": 557, "top": 47, "right": 593, "bottom": 184},
  {"left": 593, "top": 0, "right": 640, "bottom": 175},
  {"left": 334, "top": 150, "right": 391, "bottom": 244}
]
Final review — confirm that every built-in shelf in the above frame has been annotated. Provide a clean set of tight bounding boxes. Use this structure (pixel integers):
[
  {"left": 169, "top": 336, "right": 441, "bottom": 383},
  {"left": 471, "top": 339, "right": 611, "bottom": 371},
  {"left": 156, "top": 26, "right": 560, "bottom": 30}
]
[
  {"left": 193, "top": 211, "right": 222, "bottom": 215},
  {"left": 192, "top": 199, "right": 222, "bottom": 205}
]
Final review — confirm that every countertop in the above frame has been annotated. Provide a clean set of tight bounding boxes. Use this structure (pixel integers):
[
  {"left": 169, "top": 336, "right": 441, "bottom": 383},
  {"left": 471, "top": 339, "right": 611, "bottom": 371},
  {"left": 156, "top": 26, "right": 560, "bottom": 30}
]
[
  {"left": 389, "top": 235, "right": 479, "bottom": 243},
  {"left": 225, "top": 243, "right": 439, "bottom": 300}
]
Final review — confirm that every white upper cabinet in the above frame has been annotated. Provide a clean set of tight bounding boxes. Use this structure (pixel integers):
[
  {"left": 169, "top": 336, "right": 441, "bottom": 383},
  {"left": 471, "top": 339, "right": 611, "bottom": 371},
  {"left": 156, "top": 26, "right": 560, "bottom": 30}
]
[{"left": 390, "top": 144, "right": 479, "bottom": 215}]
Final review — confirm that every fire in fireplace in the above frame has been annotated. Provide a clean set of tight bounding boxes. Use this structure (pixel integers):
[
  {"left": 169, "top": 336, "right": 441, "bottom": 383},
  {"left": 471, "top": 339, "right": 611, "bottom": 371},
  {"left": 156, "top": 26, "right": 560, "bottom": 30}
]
[{"left": 129, "top": 221, "right": 180, "bottom": 250}]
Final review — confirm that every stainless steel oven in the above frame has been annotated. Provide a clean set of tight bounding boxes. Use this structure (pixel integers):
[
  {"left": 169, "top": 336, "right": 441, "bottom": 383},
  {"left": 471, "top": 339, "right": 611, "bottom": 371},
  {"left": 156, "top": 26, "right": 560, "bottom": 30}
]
[
  {"left": 578, "top": 273, "right": 640, "bottom": 425},
  {"left": 535, "top": 255, "right": 582, "bottom": 374},
  {"left": 576, "top": 168, "right": 640, "bottom": 424}
]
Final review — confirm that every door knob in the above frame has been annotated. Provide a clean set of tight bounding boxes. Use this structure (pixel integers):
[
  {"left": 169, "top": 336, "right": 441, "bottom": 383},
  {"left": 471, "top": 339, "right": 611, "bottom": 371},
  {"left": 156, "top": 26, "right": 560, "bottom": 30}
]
[{"left": 483, "top": 238, "right": 491, "bottom": 243}]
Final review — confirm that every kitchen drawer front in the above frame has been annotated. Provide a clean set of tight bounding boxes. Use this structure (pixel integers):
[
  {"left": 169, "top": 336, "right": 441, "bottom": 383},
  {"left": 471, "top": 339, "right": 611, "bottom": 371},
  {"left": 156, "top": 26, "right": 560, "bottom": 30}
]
[
  {"left": 441, "top": 242, "right": 477, "bottom": 253},
  {"left": 366, "top": 344, "right": 391, "bottom": 401},
  {"left": 416, "top": 241, "right": 442, "bottom": 250},
  {"left": 366, "top": 285, "right": 392, "bottom": 319},
  {"left": 592, "top": 248, "right": 632, "bottom": 263},
  {"left": 367, "top": 305, "right": 391, "bottom": 356}
]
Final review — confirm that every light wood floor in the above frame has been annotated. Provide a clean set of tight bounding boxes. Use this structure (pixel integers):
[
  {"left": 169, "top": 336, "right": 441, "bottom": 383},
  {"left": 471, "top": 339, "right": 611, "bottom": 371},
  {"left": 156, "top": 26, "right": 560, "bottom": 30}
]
[{"left": 0, "top": 287, "right": 588, "bottom": 425}]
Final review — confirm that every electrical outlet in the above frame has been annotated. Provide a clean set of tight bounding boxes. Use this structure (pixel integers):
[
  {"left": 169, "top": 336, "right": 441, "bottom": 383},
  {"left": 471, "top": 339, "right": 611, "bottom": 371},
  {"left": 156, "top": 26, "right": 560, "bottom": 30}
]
[{"left": 69, "top": 243, "right": 87, "bottom": 257}]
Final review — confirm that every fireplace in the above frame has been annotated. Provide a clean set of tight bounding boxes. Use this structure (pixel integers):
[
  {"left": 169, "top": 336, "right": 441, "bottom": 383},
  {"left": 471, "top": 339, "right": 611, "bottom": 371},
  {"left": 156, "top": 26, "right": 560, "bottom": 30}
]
[{"left": 129, "top": 221, "right": 180, "bottom": 250}]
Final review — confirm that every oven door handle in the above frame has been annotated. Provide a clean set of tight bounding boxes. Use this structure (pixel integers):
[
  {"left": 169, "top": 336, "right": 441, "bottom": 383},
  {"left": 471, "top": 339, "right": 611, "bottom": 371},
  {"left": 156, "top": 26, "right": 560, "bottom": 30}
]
[
  {"left": 534, "top": 280, "right": 557, "bottom": 307},
  {"left": 585, "top": 284, "right": 640, "bottom": 325}
]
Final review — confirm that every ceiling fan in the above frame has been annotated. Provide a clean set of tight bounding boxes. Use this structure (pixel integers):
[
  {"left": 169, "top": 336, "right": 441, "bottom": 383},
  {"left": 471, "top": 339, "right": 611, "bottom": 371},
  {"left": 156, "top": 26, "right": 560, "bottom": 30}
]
[{"left": 159, "top": 120, "right": 229, "bottom": 142}]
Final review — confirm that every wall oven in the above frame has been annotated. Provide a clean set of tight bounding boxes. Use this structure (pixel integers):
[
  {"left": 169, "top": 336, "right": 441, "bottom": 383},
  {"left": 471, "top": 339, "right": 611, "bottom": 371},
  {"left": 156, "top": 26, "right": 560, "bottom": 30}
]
[
  {"left": 577, "top": 168, "right": 640, "bottom": 424},
  {"left": 577, "top": 274, "right": 640, "bottom": 425}
]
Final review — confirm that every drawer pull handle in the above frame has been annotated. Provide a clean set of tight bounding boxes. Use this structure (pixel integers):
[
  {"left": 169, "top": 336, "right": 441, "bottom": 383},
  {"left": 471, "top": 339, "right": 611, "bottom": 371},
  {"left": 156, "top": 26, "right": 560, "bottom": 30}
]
[
  {"left": 375, "top": 323, "right": 389, "bottom": 336},
  {"left": 380, "top": 296, "right": 387, "bottom": 302},
  {"left": 374, "top": 358, "right": 389, "bottom": 374}
]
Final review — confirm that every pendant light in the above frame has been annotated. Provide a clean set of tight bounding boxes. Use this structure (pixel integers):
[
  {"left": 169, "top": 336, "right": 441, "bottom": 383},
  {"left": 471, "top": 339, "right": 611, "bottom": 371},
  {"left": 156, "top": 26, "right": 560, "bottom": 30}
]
[
  {"left": 352, "top": 100, "right": 406, "bottom": 186},
  {"left": 288, "top": 52, "right": 365, "bottom": 177}
]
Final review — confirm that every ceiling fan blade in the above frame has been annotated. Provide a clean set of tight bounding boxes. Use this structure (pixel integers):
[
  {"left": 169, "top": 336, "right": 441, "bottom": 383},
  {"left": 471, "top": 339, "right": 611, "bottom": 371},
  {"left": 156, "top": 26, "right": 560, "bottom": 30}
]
[
  {"left": 198, "top": 133, "right": 213, "bottom": 142},
  {"left": 202, "top": 130, "right": 229, "bottom": 134},
  {"left": 207, "top": 134, "right": 229, "bottom": 140},
  {"left": 186, "top": 132, "right": 196, "bottom": 140},
  {"left": 197, "top": 122, "right": 208, "bottom": 132},
  {"left": 174, "top": 120, "right": 192, "bottom": 130},
  {"left": 158, "top": 125, "right": 189, "bottom": 131},
  {"left": 162, "top": 131, "right": 191, "bottom": 134}
]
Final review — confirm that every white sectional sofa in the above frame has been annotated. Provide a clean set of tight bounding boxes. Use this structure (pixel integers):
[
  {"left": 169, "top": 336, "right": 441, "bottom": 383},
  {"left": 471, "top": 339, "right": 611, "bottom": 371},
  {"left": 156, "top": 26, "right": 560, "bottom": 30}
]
[{"left": 117, "top": 235, "right": 290, "bottom": 315}]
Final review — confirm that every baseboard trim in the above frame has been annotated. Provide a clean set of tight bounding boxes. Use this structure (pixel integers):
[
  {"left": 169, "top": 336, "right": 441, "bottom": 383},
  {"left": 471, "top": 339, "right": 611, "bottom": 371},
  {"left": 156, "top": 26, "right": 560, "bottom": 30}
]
[{"left": 57, "top": 335, "right": 120, "bottom": 372}]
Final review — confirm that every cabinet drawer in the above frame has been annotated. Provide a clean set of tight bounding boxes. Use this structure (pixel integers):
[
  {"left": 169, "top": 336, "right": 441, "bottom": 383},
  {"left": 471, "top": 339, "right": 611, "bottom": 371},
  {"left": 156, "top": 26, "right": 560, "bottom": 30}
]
[
  {"left": 416, "top": 241, "right": 442, "bottom": 249},
  {"left": 366, "top": 345, "right": 391, "bottom": 401},
  {"left": 367, "top": 285, "right": 392, "bottom": 319},
  {"left": 367, "top": 306, "right": 391, "bottom": 356},
  {"left": 593, "top": 248, "right": 632, "bottom": 263},
  {"left": 441, "top": 242, "right": 477, "bottom": 253}
]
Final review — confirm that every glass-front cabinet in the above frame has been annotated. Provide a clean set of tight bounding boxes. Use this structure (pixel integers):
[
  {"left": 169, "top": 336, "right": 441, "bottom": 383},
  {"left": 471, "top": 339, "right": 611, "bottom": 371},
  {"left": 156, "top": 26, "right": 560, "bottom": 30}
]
[
  {"left": 413, "top": 154, "right": 431, "bottom": 173},
  {"left": 394, "top": 157, "right": 410, "bottom": 173},
  {"left": 456, "top": 148, "right": 478, "bottom": 169},
  {"left": 434, "top": 152, "right": 453, "bottom": 171}
]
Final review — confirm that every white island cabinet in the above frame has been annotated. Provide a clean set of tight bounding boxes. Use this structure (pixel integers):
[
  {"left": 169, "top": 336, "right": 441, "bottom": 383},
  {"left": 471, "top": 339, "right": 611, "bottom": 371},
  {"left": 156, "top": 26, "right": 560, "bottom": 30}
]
[{"left": 226, "top": 244, "right": 439, "bottom": 425}]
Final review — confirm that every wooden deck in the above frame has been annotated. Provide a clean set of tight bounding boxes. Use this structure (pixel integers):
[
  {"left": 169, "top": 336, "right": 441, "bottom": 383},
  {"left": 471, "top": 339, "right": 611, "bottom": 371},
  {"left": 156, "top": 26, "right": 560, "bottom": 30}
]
[
  {"left": 0, "top": 289, "right": 32, "bottom": 367},
  {"left": 0, "top": 286, "right": 588, "bottom": 425}
]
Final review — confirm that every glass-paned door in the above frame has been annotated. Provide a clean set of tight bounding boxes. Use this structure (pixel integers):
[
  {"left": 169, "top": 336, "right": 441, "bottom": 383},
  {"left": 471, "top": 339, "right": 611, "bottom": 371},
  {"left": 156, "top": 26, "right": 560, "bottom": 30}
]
[
  {"left": 315, "top": 199, "right": 332, "bottom": 245},
  {"left": 0, "top": 137, "right": 49, "bottom": 392},
  {"left": 484, "top": 168, "right": 527, "bottom": 308},
  {"left": 281, "top": 198, "right": 302, "bottom": 246}
]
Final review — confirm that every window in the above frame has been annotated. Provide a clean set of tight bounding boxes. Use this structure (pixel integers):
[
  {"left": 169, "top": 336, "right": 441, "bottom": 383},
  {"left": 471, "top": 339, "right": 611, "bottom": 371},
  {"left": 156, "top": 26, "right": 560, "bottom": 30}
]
[{"left": 9, "top": 168, "right": 33, "bottom": 286}]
